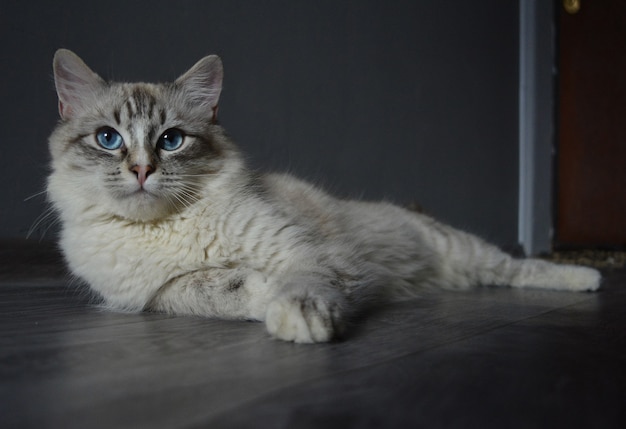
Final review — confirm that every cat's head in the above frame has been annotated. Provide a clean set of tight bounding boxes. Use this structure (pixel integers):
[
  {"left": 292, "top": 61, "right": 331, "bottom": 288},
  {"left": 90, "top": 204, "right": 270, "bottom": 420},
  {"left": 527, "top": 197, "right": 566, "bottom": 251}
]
[{"left": 48, "top": 49, "right": 242, "bottom": 222}]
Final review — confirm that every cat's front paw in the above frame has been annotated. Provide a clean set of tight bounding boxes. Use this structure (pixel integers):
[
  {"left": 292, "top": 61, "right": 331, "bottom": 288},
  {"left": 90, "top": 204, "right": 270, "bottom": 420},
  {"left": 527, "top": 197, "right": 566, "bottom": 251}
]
[{"left": 265, "top": 290, "right": 345, "bottom": 343}]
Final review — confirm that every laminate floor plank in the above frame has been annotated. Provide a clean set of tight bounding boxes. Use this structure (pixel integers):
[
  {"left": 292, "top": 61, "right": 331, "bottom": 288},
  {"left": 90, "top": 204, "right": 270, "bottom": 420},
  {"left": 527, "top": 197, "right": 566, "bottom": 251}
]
[
  {"left": 1, "top": 240, "right": 624, "bottom": 428},
  {"left": 207, "top": 272, "right": 626, "bottom": 429}
]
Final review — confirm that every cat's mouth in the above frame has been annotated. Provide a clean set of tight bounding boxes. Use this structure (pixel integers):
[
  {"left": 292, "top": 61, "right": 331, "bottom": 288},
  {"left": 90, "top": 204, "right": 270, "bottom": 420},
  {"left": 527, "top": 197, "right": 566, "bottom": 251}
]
[
  {"left": 134, "top": 187, "right": 153, "bottom": 195},
  {"left": 130, "top": 188, "right": 158, "bottom": 200},
  {"left": 113, "top": 185, "right": 158, "bottom": 203},
  {"left": 128, "top": 179, "right": 158, "bottom": 196}
]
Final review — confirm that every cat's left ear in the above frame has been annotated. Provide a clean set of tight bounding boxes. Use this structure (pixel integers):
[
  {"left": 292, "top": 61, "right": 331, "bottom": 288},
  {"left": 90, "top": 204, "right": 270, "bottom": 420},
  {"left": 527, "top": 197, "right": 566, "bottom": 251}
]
[
  {"left": 53, "top": 49, "right": 105, "bottom": 120},
  {"left": 176, "top": 55, "right": 223, "bottom": 122}
]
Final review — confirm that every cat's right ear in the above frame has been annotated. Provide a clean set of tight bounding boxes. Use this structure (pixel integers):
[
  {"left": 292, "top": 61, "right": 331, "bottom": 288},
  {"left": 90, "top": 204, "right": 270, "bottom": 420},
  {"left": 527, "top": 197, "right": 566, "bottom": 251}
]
[{"left": 53, "top": 49, "right": 105, "bottom": 120}]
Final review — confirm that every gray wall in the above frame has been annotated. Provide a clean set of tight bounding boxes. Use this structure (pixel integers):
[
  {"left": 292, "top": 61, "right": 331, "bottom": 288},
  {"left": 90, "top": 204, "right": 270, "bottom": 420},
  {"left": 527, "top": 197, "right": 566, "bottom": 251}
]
[{"left": 0, "top": 0, "right": 520, "bottom": 246}]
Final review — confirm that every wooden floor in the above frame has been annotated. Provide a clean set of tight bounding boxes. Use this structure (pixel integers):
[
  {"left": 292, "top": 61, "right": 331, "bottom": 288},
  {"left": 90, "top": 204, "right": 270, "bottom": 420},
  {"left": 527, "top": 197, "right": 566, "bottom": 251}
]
[{"left": 1, "top": 240, "right": 625, "bottom": 428}]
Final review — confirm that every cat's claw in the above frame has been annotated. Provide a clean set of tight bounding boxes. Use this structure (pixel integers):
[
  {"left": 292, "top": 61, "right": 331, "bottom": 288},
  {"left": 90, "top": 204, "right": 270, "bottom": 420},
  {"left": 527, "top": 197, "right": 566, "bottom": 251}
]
[{"left": 265, "top": 293, "right": 343, "bottom": 343}]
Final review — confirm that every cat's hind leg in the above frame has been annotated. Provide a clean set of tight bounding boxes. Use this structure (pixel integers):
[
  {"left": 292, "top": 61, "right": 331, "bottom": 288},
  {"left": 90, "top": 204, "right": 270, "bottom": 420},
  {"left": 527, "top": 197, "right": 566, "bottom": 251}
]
[{"left": 423, "top": 220, "right": 602, "bottom": 292}]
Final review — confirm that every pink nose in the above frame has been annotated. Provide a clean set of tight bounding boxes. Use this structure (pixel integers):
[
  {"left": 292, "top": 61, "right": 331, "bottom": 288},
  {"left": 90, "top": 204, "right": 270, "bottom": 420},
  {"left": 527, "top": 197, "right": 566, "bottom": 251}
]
[{"left": 130, "top": 164, "right": 155, "bottom": 187}]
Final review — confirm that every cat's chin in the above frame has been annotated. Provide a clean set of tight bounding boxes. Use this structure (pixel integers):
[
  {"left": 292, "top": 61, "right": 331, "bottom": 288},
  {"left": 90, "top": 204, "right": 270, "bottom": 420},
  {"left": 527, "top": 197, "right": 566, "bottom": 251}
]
[{"left": 113, "top": 191, "right": 177, "bottom": 222}]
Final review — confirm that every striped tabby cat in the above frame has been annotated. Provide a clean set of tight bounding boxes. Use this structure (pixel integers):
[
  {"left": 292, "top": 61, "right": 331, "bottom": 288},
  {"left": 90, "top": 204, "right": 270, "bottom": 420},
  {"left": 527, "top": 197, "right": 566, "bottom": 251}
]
[{"left": 47, "top": 49, "right": 600, "bottom": 343}]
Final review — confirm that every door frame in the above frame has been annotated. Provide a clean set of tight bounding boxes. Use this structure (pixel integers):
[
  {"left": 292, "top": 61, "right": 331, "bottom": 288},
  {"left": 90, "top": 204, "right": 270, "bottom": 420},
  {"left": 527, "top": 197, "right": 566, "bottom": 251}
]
[{"left": 518, "top": 0, "right": 555, "bottom": 256}]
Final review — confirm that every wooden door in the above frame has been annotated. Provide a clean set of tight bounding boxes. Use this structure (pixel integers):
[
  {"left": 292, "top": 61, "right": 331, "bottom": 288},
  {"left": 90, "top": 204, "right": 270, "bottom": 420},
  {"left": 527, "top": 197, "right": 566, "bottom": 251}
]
[{"left": 556, "top": 0, "right": 626, "bottom": 248}]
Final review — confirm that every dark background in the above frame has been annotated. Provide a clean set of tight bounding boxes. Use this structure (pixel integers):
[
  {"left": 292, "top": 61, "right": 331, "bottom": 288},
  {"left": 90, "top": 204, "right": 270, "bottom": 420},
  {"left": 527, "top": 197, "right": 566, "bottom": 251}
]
[{"left": 0, "top": 0, "right": 519, "bottom": 246}]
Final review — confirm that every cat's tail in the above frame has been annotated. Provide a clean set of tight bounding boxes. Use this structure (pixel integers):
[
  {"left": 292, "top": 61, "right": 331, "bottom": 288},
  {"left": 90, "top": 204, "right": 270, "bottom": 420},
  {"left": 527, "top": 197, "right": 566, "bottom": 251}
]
[{"left": 419, "top": 217, "right": 601, "bottom": 292}]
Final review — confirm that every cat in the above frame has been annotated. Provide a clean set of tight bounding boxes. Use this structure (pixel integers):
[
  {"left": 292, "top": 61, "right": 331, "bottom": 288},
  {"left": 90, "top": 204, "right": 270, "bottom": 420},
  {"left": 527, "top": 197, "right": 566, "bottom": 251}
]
[{"left": 47, "top": 49, "right": 601, "bottom": 343}]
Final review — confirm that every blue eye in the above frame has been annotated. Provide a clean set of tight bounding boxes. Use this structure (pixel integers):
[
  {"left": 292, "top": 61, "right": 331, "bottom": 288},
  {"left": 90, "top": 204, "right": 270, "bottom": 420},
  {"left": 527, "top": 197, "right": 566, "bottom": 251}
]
[
  {"left": 158, "top": 129, "right": 184, "bottom": 151},
  {"left": 96, "top": 127, "right": 124, "bottom": 150}
]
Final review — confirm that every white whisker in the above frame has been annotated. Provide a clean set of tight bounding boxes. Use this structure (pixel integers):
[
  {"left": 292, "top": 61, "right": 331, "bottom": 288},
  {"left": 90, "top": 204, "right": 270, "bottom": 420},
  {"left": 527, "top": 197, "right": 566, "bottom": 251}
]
[
  {"left": 170, "top": 191, "right": 194, "bottom": 210},
  {"left": 171, "top": 173, "right": 216, "bottom": 177},
  {"left": 27, "top": 207, "right": 59, "bottom": 239},
  {"left": 39, "top": 216, "right": 61, "bottom": 240},
  {"left": 24, "top": 189, "right": 48, "bottom": 202}
]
